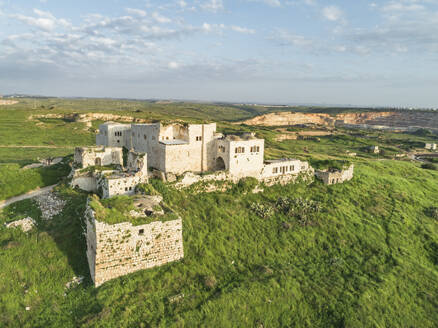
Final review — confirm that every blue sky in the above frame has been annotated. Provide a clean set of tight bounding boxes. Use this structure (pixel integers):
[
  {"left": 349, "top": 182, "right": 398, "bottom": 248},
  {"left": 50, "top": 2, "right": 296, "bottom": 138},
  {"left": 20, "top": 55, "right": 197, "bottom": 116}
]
[{"left": 0, "top": 0, "right": 437, "bottom": 107}]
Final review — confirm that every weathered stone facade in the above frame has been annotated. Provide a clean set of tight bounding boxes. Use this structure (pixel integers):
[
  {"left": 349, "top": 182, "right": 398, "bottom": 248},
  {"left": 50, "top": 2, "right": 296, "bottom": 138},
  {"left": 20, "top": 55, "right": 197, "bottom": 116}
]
[
  {"left": 71, "top": 148, "right": 148, "bottom": 198},
  {"left": 74, "top": 146, "right": 123, "bottom": 168},
  {"left": 315, "top": 164, "right": 354, "bottom": 185},
  {"left": 96, "top": 122, "right": 311, "bottom": 183},
  {"left": 85, "top": 199, "right": 184, "bottom": 287}
]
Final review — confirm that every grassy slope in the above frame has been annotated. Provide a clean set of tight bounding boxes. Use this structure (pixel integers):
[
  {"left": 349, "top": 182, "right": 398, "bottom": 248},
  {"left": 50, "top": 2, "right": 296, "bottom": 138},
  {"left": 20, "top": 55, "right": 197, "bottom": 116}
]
[
  {"left": 0, "top": 99, "right": 437, "bottom": 327},
  {"left": 0, "top": 161, "right": 437, "bottom": 327}
]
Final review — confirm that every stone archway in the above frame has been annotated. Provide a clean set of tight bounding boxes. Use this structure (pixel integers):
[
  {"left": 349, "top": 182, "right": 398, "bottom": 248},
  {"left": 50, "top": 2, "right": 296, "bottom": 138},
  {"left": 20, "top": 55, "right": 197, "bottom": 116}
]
[
  {"left": 95, "top": 157, "right": 102, "bottom": 166},
  {"left": 216, "top": 156, "right": 226, "bottom": 171}
]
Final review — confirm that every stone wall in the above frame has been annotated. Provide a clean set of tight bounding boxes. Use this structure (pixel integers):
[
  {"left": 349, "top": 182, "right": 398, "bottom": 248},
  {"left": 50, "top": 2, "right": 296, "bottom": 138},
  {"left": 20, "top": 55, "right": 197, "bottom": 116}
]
[
  {"left": 216, "top": 138, "right": 265, "bottom": 179},
  {"left": 101, "top": 174, "right": 148, "bottom": 198},
  {"left": 85, "top": 204, "right": 184, "bottom": 287},
  {"left": 71, "top": 175, "right": 97, "bottom": 192},
  {"left": 74, "top": 146, "right": 123, "bottom": 168},
  {"left": 96, "top": 123, "right": 132, "bottom": 148},
  {"left": 315, "top": 164, "right": 354, "bottom": 185}
]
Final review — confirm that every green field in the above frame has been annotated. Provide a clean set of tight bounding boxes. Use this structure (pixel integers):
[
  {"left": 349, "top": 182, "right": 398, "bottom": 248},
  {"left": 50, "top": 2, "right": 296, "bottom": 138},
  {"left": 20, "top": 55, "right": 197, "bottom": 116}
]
[{"left": 0, "top": 99, "right": 437, "bottom": 327}]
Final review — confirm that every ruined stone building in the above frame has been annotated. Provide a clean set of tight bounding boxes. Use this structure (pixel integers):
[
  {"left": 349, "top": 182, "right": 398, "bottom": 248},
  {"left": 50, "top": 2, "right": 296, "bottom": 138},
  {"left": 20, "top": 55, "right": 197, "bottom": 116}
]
[
  {"left": 96, "top": 122, "right": 311, "bottom": 181},
  {"left": 71, "top": 146, "right": 148, "bottom": 198},
  {"left": 315, "top": 164, "right": 354, "bottom": 185},
  {"left": 85, "top": 195, "right": 183, "bottom": 287}
]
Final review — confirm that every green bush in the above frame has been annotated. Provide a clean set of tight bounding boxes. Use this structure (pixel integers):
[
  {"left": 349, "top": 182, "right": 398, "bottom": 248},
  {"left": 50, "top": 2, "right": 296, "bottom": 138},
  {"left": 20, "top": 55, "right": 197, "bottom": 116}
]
[
  {"left": 135, "top": 183, "right": 160, "bottom": 196},
  {"left": 422, "top": 163, "right": 437, "bottom": 170},
  {"left": 234, "top": 177, "right": 259, "bottom": 193},
  {"left": 427, "top": 207, "right": 438, "bottom": 220}
]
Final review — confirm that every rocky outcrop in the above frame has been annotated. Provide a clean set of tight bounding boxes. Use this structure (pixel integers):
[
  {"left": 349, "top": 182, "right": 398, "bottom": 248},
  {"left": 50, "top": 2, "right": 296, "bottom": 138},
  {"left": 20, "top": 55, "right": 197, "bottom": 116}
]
[
  {"left": 0, "top": 100, "right": 18, "bottom": 105},
  {"left": 240, "top": 111, "right": 438, "bottom": 131},
  {"left": 29, "top": 113, "right": 152, "bottom": 124}
]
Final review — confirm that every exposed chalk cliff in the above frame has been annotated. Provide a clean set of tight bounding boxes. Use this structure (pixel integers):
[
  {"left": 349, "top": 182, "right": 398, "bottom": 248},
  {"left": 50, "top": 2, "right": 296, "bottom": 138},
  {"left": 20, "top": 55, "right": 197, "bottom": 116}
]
[{"left": 240, "top": 111, "right": 438, "bottom": 130}]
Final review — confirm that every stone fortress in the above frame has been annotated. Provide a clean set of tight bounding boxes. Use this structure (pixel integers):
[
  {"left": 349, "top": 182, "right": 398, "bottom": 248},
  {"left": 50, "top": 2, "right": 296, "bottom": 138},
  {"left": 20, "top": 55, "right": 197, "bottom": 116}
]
[
  {"left": 73, "top": 121, "right": 354, "bottom": 287},
  {"left": 95, "top": 121, "right": 313, "bottom": 183}
]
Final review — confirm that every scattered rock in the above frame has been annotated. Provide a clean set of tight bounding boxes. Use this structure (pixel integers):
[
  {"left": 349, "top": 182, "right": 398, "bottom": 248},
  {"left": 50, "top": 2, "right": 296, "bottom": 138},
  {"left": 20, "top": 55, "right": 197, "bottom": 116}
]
[
  {"left": 252, "top": 186, "right": 264, "bottom": 194},
  {"left": 168, "top": 293, "right": 184, "bottom": 303},
  {"left": 65, "top": 276, "right": 84, "bottom": 290},
  {"left": 5, "top": 217, "right": 36, "bottom": 232},
  {"left": 35, "top": 192, "right": 66, "bottom": 220},
  {"left": 25, "top": 306, "right": 31, "bottom": 311}
]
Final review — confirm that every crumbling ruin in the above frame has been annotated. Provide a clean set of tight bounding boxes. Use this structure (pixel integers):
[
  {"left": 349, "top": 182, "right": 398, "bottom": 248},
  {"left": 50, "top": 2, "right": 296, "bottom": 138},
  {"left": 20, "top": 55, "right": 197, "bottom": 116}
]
[
  {"left": 315, "top": 164, "right": 354, "bottom": 185},
  {"left": 85, "top": 195, "right": 183, "bottom": 287}
]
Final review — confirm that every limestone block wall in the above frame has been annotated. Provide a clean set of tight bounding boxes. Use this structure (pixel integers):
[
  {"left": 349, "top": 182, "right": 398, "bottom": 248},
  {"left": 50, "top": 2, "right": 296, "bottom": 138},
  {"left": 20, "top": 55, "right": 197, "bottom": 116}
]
[
  {"left": 96, "top": 123, "right": 132, "bottom": 148},
  {"left": 85, "top": 206, "right": 184, "bottom": 287},
  {"left": 127, "top": 151, "right": 148, "bottom": 175},
  {"left": 100, "top": 174, "right": 149, "bottom": 198},
  {"left": 224, "top": 139, "right": 265, "bottom": 179},
  {"left": 74, "top": 147, "right": 123, "bottom": 168},
  {"left": 71, "top": 175, "right": 97, "bottom": 192},
  {"left": 131, "top": 124, "right": 165, "bottom": 170},
  {"left": 315, "top": 164, "right": 354, "bottom": 185}
]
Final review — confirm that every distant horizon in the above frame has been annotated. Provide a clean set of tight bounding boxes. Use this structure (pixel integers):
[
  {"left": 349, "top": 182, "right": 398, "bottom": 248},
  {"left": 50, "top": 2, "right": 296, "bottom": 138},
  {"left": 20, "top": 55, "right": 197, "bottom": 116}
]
[{"left": 2, "top": 93, "right": 437, "bottom": 111}]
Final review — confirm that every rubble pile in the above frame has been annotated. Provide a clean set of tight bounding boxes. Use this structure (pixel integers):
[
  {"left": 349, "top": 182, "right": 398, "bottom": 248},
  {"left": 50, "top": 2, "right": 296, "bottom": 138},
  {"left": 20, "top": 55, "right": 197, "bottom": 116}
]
[
  {"left": 5, "top": 217, "right": 36, "bottom": 232},
  {"left": 35, "top": 192, "right": 66, "bottom": 220},
  {"left": 65, "top": 276, "right": 84, "bottom": 290}
]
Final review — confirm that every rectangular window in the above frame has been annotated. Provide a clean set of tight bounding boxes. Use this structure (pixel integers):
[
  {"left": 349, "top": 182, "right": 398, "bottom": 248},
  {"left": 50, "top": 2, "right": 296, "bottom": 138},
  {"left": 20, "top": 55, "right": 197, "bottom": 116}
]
[
  {"left": 144, "top": 135, "right": 147, "bottom": 140},
  {"left": 235, "top": 147, "right": 245, "bottom": 154},
  {"left": 196, "top": 136, "right": 202, "bottom": 141},
  {"left": 139, "top": 229, "right": 144, "bottom": 235},
  {"left": 290, "top": 165, "right": 294, "bottom": 171},
  {"left": 273, "top": 167, "right": 278, "bottom": 174}
]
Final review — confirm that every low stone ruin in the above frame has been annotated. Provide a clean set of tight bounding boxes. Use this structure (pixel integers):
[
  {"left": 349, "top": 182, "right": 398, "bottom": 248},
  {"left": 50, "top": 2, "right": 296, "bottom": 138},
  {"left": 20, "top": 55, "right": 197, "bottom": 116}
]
[{"left": 315, "top": 164, "right": 354, "bottom": 185}]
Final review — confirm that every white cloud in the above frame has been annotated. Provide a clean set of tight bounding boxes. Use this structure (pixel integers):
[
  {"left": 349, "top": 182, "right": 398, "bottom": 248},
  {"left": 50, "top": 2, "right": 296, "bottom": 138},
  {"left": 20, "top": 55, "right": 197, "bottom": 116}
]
[
  {"left": 125, "top": 8, "right": 147, "bottom": 17},
  {"left": 152, "top": 12, "right": 172, "bottom": 23},
  {"left": 200, "top": 0, "right": 224, "bottom": 12},
  {"left": 248, "top": 0, "right": 282, "bottom": 7},
  {"left": 322, "top": 5, "right": 343, "bottom": 22},
  {"left": 177, "top": 0, "right": 187, "bottom": 8},
  {"left": 231, "top": 25, "right": 256, "bottom": 34}
]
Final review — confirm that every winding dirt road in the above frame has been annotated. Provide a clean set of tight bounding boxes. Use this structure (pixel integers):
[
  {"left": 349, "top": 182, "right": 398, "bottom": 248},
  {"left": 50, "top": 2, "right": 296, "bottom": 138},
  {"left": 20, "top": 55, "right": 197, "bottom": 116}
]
[{"left": 0, "top": 184, "right": 57, "bottom": 209}]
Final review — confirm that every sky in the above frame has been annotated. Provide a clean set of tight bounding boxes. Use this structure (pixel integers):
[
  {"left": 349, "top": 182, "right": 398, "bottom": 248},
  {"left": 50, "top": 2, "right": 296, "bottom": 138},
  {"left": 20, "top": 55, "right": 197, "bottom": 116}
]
[{"left": 0, "top": 0, "right": 437, "bottom": 107}]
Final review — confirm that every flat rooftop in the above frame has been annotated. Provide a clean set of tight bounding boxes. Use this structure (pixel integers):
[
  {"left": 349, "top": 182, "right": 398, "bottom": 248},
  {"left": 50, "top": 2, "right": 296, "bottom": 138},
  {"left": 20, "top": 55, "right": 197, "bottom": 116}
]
[
  {"left": 159, "top": 139, "right": 189, "bottom": 145},
  {"left": 265, "top": 158, "right": 300, "bottom": 164}
]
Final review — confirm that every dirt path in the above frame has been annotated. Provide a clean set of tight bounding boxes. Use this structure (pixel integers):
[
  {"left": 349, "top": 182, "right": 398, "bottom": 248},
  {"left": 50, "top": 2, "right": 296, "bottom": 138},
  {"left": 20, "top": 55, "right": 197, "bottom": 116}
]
[{"left": 0, "top": 184, "right": 57, "bottom": 209}]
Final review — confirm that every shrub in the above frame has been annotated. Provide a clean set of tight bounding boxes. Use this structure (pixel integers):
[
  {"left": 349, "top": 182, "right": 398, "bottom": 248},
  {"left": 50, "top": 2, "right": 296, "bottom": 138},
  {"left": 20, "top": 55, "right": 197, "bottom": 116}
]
[
  {"left": 136, "top": 183, "right": 160, "bottom": 196},
  {"left": 235, "top": 177, "right": 259, "bottom": 193},
  {"left": 421, "top": 163, "right": 437, "bottom": 170},
  {"left": 426, "top": 207, "right": 438, "bottom": 220},
  {"left": 250, "top": 202, "right": 275, "bottom": 219},
  {"left": 276, "top": 197, "right": 322, "bottom": 226},
  {"left": 204, "top": 275, "right": 217, "bottom": 289}
]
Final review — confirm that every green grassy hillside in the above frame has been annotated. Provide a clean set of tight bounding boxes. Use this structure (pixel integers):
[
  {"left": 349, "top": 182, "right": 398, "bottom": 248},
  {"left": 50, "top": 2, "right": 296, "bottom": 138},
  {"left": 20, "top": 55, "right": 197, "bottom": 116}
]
[
  {"left": 0, "top": 99, "right": 437, "bottom": 327},
  {"left": 0, "top": 161, "right": 437, "bottom": 327}
]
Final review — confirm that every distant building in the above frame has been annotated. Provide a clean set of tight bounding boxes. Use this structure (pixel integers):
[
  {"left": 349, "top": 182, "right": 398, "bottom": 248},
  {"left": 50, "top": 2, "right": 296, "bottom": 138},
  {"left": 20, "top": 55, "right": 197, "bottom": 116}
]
[
  {"left": 315, "top": 165, "right": 354, "bottom": 185},
  {"left": 369, "top": 146, "right": 380, "bottom": 154},
  {"left": 425, "top": 143, "right": 437, "bottom": 150}
]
